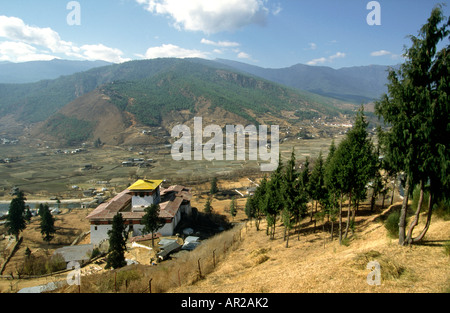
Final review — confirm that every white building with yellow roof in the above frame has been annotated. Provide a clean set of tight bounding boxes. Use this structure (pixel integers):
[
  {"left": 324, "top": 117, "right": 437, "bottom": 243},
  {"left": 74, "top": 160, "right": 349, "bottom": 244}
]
[{"left": 87, "top": 179, "right": 192, "bottom": 245}]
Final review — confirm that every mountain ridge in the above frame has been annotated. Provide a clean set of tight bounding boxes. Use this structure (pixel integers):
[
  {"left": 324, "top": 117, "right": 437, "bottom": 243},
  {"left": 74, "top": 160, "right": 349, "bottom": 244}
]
[
  {"left": 0, "top": 58, "right": 391, "bottom": 145},
  {"left": 0, "top": 59, "right": 112, "bottom": 84},
  {"left": 33, "top": 60, "right": 346, "bottom": 146},
  {"left": 214, "top": 58, "right": 394, "bottom": 104}
]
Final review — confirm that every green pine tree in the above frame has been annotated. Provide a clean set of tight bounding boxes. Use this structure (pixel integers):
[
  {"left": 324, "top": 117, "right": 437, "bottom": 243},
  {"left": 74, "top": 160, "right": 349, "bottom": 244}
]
[
  {"left": 105, "top": 213, "right": 128, "bottom": 269},
  {"left": 375, "top": 5, "right": 450, "bottom": 245},
  {"left": 245, "top": 196, "right": 256, "bottom": 223},
  {"left": 324, "top": 140, "right": 340, "bottom": 241},
  {"left": 309, "top": 151, "right": 328, "bottom": 230},
  {"left": 253, "top": 176, "right": 268, "bottom": 231},
  {"left": 25, "top": 206, "right": 32, "bottom": 223},
  {"left": 210, "top": 177, "right": 218, "bottom": 195},
  {"left": 40, "top": 205, "right": 56, "bottom": 244},
  {"left": 281, "top": 149, "right": 308, "bottom": 248},
  {"left": 229, "top": 197, "right": 237, "bottom": 220},
  {"left": 5, "top": 192, "right": 27, "bottom": 241},
  {"left": 204, "top": 197, "right": 213, "bottom": 214},
  {"left": 264, "top": 157, "right": 284, "bottom": 239},
  {"left": 141, "top": 204, "right": 165, "bottom": 247}
]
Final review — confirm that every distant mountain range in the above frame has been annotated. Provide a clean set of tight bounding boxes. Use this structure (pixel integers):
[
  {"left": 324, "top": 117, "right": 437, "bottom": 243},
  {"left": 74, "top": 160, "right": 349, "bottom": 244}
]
[
  {"left": 214, "top": 59, "right": 395, "bottom": 104},
  {"left": 0, "top": 58, "right": 395, "bottom": 145},
  {"left": 0, "top": 59, "right": 112, "bottom": 84}
]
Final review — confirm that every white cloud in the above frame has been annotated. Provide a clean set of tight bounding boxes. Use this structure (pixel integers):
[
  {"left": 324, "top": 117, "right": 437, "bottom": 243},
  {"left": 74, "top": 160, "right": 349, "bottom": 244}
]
[
  {"left": 80, "top": 44, "right": 130, "bottom": 63},
  {"left": 0, "top": 41, "right": 58, "bottom": 62},
  {"left": 370, "top": 50, "right": 404, "bottom": 60},
  {"left": 306, "top": 42, "right": 317, "bottom": 50},
  {"left": 136, "top": 0, "right": 270, "bottom": 33},
  {"left": 370, "top": 50, "right": 391, "bottom": 57},
  {"left": 307, "top": 57, "right": 327, "bottom": 66},
  {"left": 0, "top": 16, "right": 74, "bottom": 55},
  {"left": 307, "top": 52, "right": 346, "bottom": 66},
  {"left": 144, "top": 44, "right": 209, "bottom": 59},
  {"left": 0, "top": 15, "right": 128, "bottom": 63},
  {"left": 237, "top": 51, "right": 251, "bottom": 59},
  {"left": 201, "top": 38, "right": 240, "bottom": 47},
  {"left": 272, "top": 3, "right": 283, "bottom": 15},
  {"left": 329, "top": 52, "right": 346, "bottom": 61}
]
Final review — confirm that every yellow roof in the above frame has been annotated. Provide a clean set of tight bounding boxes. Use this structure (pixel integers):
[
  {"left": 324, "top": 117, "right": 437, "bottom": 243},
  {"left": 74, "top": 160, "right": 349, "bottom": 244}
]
[{"left": 129, "top": 179, "right": 163, "bottom": 191}]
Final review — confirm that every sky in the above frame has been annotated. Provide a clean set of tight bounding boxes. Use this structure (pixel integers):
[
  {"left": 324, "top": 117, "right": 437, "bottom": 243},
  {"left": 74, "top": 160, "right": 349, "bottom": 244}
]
[{"left": 0, "top": 0, "right": 449, "bottom": 69}]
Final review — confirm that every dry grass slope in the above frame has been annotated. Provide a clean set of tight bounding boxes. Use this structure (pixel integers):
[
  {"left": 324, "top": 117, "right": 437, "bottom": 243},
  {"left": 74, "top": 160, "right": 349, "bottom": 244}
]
[
  {"left": 169, "top": 203, "right": 450, "bottom": 293},
  {"left": 1, "top": 197, "right": 449, "bottom": 294}
]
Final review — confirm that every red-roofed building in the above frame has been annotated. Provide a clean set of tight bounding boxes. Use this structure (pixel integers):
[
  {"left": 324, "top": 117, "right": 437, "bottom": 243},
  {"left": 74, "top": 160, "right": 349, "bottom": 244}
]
[{"left": 87, "top": 180, "right": 192, "bottom": 245}]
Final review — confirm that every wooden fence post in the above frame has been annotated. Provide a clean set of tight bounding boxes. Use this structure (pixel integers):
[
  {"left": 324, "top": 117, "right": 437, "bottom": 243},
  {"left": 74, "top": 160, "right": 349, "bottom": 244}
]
[
  {"left": 114, "top": 272, "right": 117, "bottom": 293},
  {"left": 198, "top": 258, "right": 202, "bottom": 279}
]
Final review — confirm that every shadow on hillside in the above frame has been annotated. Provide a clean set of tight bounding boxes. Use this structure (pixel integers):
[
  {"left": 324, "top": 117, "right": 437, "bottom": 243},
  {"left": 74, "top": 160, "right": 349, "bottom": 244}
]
[
  {"left": 174, "top": 208, "right": 233, "bottom": 240},
  {"left": 414, "top": 240, "right": 449, "bottom": 247},
  {"left": 294, "top": 203, "right": 392, "bottom": 238}
]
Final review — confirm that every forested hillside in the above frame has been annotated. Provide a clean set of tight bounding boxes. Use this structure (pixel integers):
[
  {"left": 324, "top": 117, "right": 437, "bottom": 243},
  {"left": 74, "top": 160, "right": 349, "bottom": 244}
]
[
  {"left": 102, "top": 61, "right": 342, "bottom": 127},
  {"left": 0, "top": 57, "right": 380, "bottom": 127}
]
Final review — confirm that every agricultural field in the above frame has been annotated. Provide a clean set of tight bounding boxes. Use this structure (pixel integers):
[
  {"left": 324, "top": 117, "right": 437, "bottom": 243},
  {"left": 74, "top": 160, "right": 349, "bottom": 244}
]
[{"left": 0, "top": 135, "right": 342, "bottom": 202}]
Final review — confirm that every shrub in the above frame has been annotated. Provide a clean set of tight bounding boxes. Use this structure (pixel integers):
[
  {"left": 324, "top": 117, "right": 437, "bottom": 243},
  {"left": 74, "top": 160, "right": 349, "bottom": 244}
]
[
  {"left": 21, "top": 253, "right": 66, "bottom": 276},
  {"left": 46, "top": 254, "right": 67, "bottom": 273},
  {"left": 91, "top": 247, "right": 102, "bottom": 259},
  {"left": 385, "top": 211, "right": 401, "bottom": 238},
  {"left": 341, "top": 237, "right": 351, "bottom": 246},
  {"left": 435, "top": 200, "right": 450, "bottom": 221},
  {"left": 444, "top": 241, "right": 450, "bottom": 257}
]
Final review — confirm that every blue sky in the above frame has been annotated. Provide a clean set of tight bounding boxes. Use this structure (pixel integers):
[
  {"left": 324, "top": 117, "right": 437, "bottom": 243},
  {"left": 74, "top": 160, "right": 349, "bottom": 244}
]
[{"left": 0, "top": 0, "right": 448, "bottom": 68}]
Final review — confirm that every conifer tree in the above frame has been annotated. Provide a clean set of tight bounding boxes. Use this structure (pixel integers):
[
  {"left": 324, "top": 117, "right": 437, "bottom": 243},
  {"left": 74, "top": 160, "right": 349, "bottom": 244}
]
[
  {"left": 324, "top": 108, "right": 375, "bottom": 244},
  {"left": 252, "top": 176, "right": 268, "bottom": 231},
  {"left": 300, "top": 157, "right": 311, "bottom": 205},
  {"left": 210, "top": 177, "right": 218, "bottom": 195},
  {"left": 5, "top": 192, "right": 27, "bottom": 241},
  {"left": 324, "top": 140, "right": 340, "bottom": 241},
  {"left": 245, "top": 196, "right": 256, "bottom": 223},
  {"left": 326, "top": 138, "right": 351, "bottom": 245},
  {"left": 309, "top": 152, "right": 327, "bottom": 231},
  {"left": 40, "top": 205, "right": 56, "bottom": 244},
  {"left": 264, "top": 157, "right": 284, "bottom": 239},
  {"left": 281, "top": 150, "right": 307, "bottom": 248},
  {"left": 142, "top": 204, "right": 165, "bottom": 247},
  {"left": 229, "top": 197, "right": 237, "bottom": 220},
  {"left": 375, "top": 5, "right": 450, "bottom": 245},
  {"left": 342, "top": 107, "right": 376, "bottom": 239},
  {"left": 105, "top": 213, "right": 128, "bottom": 269},
  {"left": 204, "top": 197, "right": 213, "bottom": 214},
  {"left": 25, "top": 206, "right": 32, "bottom": 223}
]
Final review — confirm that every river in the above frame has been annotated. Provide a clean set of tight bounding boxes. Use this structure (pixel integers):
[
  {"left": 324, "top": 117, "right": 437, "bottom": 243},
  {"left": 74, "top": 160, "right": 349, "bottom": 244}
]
[{"left": 0, "top": 201, "right": 82, "bottom": 217}]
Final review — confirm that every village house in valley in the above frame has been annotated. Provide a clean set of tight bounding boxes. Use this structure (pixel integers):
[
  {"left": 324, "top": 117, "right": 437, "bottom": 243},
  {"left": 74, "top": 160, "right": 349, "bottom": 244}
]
[{"left": 87, "top": 179, "right": 192, "bottom": 245}]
